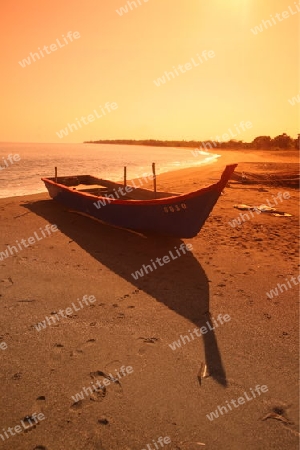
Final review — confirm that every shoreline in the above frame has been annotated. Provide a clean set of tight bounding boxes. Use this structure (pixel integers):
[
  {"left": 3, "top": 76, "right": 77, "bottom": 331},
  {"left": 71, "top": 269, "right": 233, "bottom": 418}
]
[
  {"left": 1, "top": 149, "right": 298, "bottom": 201},
  {"left": 0, "top": 149, "right": 218, "bottom": 201}
]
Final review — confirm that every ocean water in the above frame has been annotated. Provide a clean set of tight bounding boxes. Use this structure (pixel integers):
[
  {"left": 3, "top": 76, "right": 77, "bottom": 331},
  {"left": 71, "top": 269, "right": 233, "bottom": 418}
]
[{"left": 0, "top": 143, "right": 219, "bottom": 198}]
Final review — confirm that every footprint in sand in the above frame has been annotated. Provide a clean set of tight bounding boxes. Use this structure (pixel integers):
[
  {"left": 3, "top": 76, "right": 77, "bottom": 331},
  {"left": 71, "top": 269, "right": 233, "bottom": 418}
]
[
  {"left": 98, "top": 417, "right": 109, "bottom": 425},
  {"left": 138, "top": 337, "right": 159, "bottom": 355},
  {"left": 90, "top": 369, "right": 123, "bottom": 396},
  {"left": 33, "top": 396, "right": 46, "bottom": 411},
  {"left": 53, "top": 343, "right": 64, "bottom": 353},
  {"left": 16, "top": 256, "right": 29, "bottom": 264},
  {"left": 115, "top": 289, "right": 140, "bottom": 304},
  {"left": 69, "top": 375, "right": 108, "bottom": 413},
  {"left": 89, "top": 386, "right": 107, "bottom": 402},
  {"left": 70, "top": 399, "right": 85, "bottom": 412},
  {"left": 70, "top": 338, "right": 96, "bottom": 357},
  {"left": 22, "top": 414, "right": 44, "bottom": 433},
  {"left": 51, "top": 343, "right": 65, "bottom": 360},
  {"left": 26, "top": 396, "right": 47, "bottom": 423},
  {"left": 1, "top": 277, "right": 13, "bottom": 287},
  {"left": 0, "top": 332, "right": 10, "bottom": 342},
  {"left": 12, "top": 372, "right": 22, "bottom": 380}
]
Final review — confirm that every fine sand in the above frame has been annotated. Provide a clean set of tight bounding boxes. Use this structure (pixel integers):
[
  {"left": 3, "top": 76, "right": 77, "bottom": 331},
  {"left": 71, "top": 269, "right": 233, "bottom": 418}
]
[{"left": 0, "top": 149, "right": 299, "bottom": 450}]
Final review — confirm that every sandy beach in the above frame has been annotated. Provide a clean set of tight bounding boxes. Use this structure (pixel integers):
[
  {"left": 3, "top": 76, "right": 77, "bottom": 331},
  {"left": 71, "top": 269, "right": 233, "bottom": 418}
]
[{"left": 0, "top": 149, "right": 299, "bottom": 450}]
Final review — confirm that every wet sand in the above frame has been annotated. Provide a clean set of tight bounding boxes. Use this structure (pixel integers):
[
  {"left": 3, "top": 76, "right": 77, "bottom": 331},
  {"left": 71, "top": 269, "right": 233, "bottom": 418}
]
[{"left": 0, "top": 149, "right": 299, "bottom": 450}]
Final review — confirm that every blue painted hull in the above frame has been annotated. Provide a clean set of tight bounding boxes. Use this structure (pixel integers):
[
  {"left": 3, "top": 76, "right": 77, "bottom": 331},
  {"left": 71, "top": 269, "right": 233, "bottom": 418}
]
[{"left": 42, "top": 164, "right": 237, "bottom": 238}]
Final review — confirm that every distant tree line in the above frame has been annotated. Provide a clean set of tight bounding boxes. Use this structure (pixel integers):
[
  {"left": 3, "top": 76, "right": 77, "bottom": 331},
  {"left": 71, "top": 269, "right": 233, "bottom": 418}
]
[{"left": 85, "top": 133, "right": 299, "bottom": 149}]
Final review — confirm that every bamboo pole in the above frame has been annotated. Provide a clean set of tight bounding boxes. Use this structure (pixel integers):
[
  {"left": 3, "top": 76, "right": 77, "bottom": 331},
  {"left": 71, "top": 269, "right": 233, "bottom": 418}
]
[
  {"left": 55, "top": 167, "right": 58, "bottom": 183},
  {"left": 152, "top": 162, "right": 156, "bottom": 198},
  {"left": 124, "top": 166, "right": 127, "bottom": 187}
]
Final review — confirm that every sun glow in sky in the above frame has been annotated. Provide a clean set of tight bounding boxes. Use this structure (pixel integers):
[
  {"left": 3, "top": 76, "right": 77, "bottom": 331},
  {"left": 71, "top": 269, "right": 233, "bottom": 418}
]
[{"left": 0, "top": 0, "right": 299, "bottom": 143}]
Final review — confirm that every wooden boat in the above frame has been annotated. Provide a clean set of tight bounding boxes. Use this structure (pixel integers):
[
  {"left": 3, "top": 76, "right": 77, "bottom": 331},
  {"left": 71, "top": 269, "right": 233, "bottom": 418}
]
[{"left": 42, "top": 164, "right": 237, "bottom": 238}]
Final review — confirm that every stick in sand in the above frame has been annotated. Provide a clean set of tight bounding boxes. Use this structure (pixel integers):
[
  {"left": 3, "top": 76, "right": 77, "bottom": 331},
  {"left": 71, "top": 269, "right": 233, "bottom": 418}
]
[
  {"left": 152, "top": 162, "right": 156, "bottom": 198},
  {"left": 124, "top": 166, "right": 127, "bottom": 187}
]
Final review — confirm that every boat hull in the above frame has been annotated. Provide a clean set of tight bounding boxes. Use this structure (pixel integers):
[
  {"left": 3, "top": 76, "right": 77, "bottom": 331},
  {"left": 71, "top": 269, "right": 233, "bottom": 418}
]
[{"left": 42, "top": 164, "right": 237, "bottom": 238}]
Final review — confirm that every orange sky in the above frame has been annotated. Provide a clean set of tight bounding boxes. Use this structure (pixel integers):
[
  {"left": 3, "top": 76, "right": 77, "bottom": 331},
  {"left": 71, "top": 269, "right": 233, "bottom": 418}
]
[{"left": 0, "top": 0, "right": 299, "bottom": 143}]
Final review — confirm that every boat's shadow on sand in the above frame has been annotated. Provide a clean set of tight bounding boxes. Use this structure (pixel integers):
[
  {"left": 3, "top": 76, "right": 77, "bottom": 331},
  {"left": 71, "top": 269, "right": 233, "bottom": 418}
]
[{"left": 25, "top": 199, "right": 227, "bottom": 387}]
